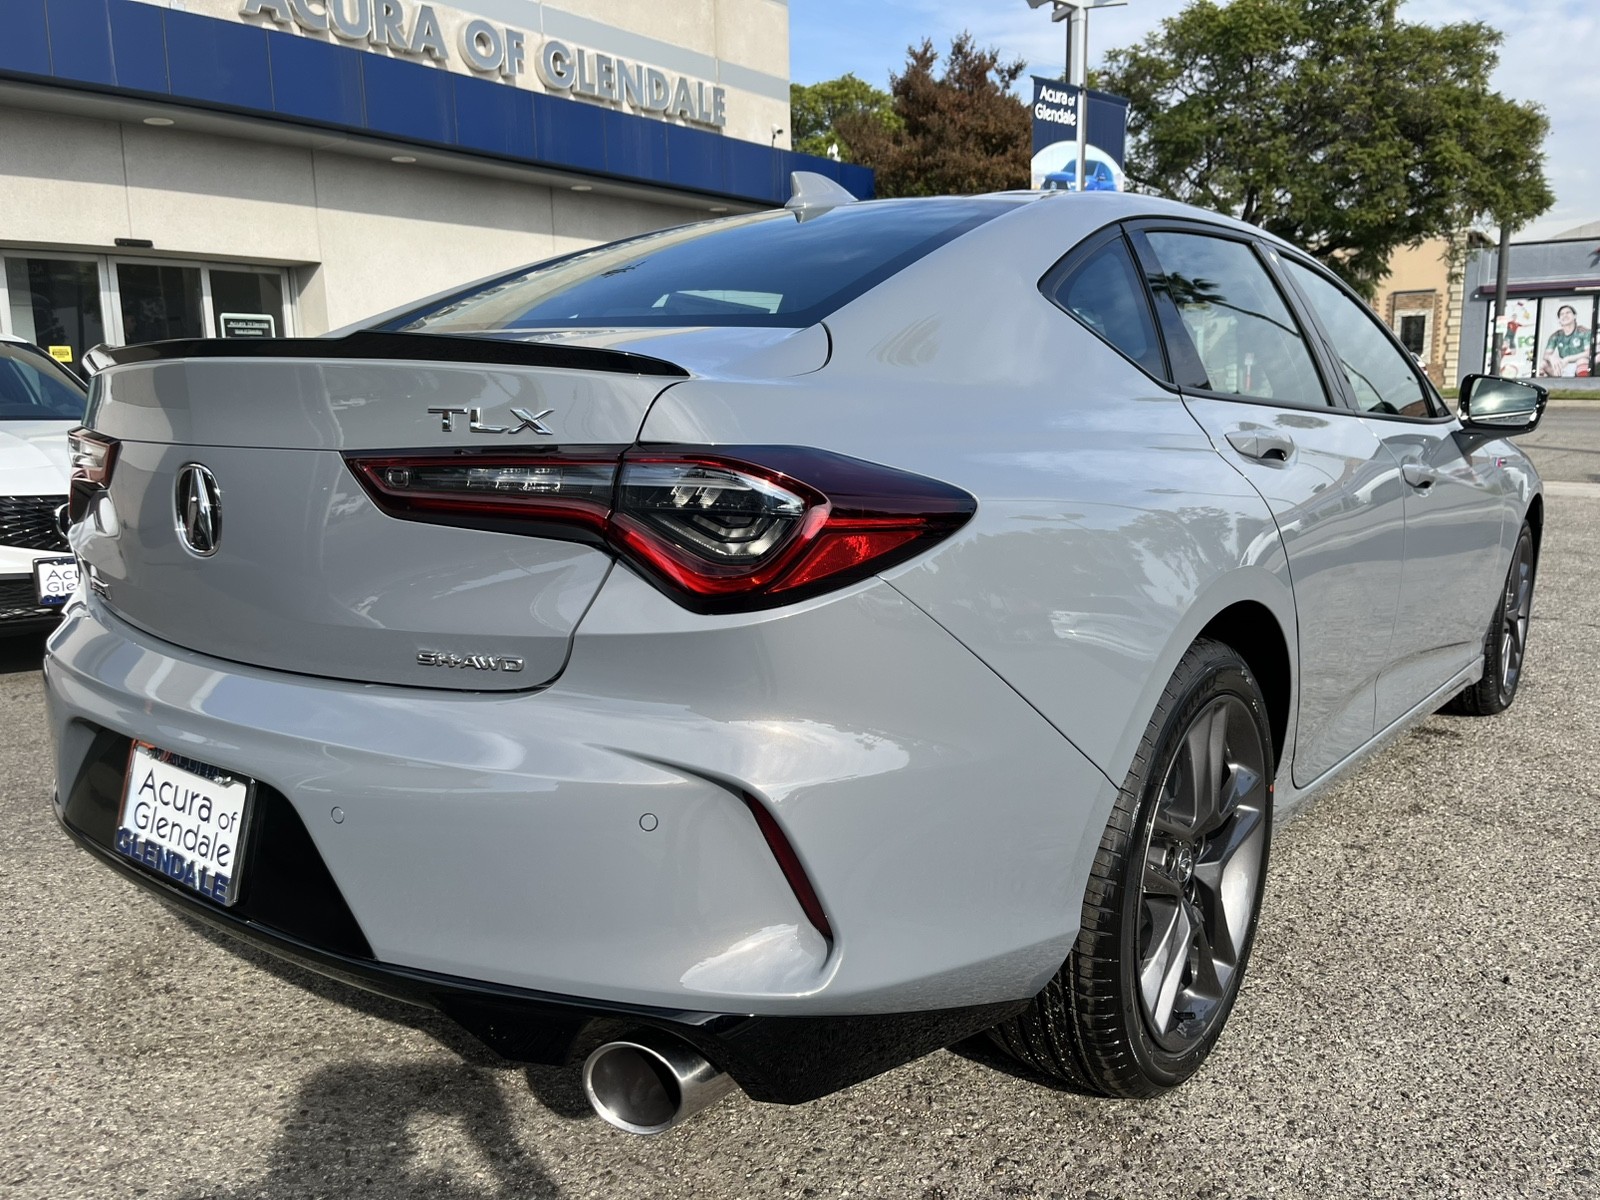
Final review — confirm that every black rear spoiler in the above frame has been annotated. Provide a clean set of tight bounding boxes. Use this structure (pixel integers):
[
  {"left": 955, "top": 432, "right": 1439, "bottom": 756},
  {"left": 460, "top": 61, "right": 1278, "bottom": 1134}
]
[{"left": 86, "top": 330, "right": 690, "bottom": 378}]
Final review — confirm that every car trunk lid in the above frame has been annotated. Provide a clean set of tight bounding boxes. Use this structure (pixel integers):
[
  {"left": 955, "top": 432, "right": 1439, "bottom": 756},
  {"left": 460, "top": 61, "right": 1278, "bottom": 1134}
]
[{"left": 77, "top": 335, "right": 684, "bottom": 691}]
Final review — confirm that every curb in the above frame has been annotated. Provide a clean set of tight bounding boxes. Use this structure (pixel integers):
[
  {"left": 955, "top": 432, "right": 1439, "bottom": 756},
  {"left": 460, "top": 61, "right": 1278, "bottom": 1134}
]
[{"left": 1543, "top": 481, "right": 1600, "bottom": 498}]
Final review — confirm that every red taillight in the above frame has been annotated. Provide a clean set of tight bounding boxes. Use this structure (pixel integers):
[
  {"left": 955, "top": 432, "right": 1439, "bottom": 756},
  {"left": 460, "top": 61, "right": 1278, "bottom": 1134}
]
[
  {"left": 67, "top": 428, "right": 119, "bottom": 524},
  {"left": 347, "top": 445, "right": 975, "bottom": 612}
]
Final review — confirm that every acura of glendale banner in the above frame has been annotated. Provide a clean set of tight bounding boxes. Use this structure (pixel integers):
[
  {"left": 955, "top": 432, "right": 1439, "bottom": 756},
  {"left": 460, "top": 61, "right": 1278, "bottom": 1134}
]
[{"left": 1031, "top": 76, "right": 1129, "bottom": 192}]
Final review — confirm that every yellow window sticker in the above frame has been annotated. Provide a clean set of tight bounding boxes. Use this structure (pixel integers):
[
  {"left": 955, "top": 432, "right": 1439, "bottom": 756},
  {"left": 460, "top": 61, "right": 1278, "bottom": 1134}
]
[{"left": 49, "top": 345, "right": 74, "bottom": 363}]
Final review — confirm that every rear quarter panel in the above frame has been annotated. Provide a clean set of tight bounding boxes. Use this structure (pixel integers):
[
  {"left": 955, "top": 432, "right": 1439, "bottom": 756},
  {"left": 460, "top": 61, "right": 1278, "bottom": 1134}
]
[{"left": 639, "top": 198, "right": 1299, "bottom": 792}]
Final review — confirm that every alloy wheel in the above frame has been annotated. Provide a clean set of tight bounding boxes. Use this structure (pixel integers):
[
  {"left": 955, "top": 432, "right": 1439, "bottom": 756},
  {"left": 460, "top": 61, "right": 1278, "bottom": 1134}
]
[
  {"left": 1137, "top": 695, "right": 1269, "bottom": 1053},
  {"left": 1500, "top": 532, "right": 1534, "bottom": 699}
]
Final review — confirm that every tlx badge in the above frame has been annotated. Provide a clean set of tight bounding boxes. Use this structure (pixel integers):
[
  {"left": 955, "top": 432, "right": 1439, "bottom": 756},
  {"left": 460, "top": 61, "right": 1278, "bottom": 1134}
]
[{"left": 427, "top": 406, "right": 554, "bottom": 435}]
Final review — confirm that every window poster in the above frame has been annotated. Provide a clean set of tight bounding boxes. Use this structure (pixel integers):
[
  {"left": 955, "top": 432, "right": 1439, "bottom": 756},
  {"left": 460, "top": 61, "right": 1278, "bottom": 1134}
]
[
  {"left": 1536, "top": 296, "right": 1595, "bottom": 378},
  {"left": 1486, "top": 298, "right": 1538, "bottom": 377}
]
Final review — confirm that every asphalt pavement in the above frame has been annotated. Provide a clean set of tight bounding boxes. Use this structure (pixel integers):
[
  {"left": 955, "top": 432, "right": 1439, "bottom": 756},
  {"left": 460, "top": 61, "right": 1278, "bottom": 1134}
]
[{"left": 3, "top": 412, "right": 1599, "bottom": 1199}]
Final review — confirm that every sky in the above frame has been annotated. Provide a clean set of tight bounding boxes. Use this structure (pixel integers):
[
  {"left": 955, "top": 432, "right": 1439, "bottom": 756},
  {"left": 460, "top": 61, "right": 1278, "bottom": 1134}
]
[{"left": 789, "top": 0, "right": 1597, "bottom": 241}]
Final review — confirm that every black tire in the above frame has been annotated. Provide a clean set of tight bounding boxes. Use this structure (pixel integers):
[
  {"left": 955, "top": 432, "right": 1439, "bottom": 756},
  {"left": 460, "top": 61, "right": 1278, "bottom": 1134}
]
[
  {"left": 1442, "top": 521, "right": 1536, "bottom": 717},
  {"left": 990, "top": 638, "right": 1275, "bottom": 1098}
]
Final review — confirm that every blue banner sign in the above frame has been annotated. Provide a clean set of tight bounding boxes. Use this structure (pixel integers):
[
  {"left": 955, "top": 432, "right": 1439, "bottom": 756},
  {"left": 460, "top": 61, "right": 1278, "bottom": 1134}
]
[{"left": 1031, "top": 76, "right": 1130, "bottom": 192}]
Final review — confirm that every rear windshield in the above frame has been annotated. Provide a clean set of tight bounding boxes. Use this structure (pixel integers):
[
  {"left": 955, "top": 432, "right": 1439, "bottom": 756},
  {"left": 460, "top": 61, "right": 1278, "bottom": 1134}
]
[
  {"left": 0, "top": 343, "right": 87, "bottom": 421},
  {"left": 387, "top": 198, "right": 1014, "bottom": 334}
]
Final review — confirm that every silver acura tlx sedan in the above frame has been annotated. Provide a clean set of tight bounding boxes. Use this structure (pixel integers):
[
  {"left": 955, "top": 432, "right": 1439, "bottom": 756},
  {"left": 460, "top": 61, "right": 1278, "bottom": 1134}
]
[{"left": 48, "top": 181, "right": 1545, "bottom": 1135}]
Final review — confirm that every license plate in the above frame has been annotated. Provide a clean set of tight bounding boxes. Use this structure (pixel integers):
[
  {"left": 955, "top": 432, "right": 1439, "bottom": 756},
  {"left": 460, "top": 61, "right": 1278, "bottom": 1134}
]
[
  {"left": 33, "top": 555, "right": 78, "bottom": 606},
  {"left": 115, "top": 743, "right": 253, "bottom": 907}
]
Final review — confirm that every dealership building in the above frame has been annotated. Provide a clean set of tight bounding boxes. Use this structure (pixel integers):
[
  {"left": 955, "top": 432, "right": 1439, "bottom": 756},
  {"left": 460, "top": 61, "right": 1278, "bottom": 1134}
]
[{"left": 0, "top": 0, "right": 869, "bottom": 368}]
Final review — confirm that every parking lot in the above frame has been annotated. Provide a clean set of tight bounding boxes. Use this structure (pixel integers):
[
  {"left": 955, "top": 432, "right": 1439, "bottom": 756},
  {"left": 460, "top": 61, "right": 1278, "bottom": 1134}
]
[{"left": 3, "top": 411, "right": 1599, "bottom": 1200}]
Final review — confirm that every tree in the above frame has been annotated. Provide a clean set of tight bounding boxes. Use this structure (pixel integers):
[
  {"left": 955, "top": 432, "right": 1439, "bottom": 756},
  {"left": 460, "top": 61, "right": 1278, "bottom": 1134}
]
[
  {"left": 789, "top": 74, "right": 899, "bottom": 161},
  {"left": 838, "top": 34, "right": 1032, "bottom": 197},
  {"left": 1100, "top": 0, "right": 1552, "bottom": 295}
]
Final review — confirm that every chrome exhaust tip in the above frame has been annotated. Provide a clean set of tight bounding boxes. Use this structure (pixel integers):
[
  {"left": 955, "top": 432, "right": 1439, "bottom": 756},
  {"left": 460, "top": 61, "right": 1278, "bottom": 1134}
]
[{"left": 582, "top": 1034, "right": 737, "bottom": 1135}]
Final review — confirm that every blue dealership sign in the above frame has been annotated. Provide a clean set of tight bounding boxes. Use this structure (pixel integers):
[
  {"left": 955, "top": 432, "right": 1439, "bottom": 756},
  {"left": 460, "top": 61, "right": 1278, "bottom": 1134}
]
[
  {"left": 0, "top": 0, "right": 873, "bottom": 208},
  {"left": 1030, "top": 76, "right": 1129, "bottom": 191}
]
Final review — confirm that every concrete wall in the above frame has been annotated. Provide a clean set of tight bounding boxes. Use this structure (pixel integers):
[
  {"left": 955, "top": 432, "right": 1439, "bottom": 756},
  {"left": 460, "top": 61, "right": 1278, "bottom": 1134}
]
[{"left": 0, "top": 106, "right": 695, "bottom": 334}]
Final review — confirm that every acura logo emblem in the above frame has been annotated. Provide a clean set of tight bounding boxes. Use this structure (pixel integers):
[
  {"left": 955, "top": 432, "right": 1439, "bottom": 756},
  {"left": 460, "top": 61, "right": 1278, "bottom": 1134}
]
[{"left": 175, "top": 463, "right": 222, "bottom": 557}]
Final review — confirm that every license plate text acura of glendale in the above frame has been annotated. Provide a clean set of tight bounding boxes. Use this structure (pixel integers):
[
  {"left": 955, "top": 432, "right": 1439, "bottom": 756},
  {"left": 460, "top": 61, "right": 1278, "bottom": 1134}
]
[{"left": 48, "top": 180, "right": 1547, "bottom": 1135}]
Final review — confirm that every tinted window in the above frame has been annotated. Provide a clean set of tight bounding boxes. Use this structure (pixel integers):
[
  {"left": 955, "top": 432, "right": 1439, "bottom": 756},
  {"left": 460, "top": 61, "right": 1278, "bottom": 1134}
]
[
  {"left": 211, "top": 270, "right": 286, "bottom": 339},
  {"left": 0, "top": 345, "right": 87, "bottom": 420},
  {"left": 1399, "top": 313, "right": 1427, "bottom": 359},
  {"left": 391, "top": 199, "right": 1014, "bottom": 333},
  {"left": 117, "top": 263, "right": 204, "bottom": 343},
  {"left": 1046, "top": 237, "right": 1165, "bottom": 377},
  {"left": 1283, "top": 261, "right": 1435, "bottom": 418},
  {"left": 5, "top": 257, "right": 105, "bottom": 372},
  {"left": 1144, "top": 232, "right": 1327, "bottom": 406}
]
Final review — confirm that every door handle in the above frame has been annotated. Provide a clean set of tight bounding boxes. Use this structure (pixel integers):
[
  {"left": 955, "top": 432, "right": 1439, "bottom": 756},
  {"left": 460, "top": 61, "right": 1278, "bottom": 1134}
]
[
  {"left": 1225, "top": 429, "right": 1295, "bottom": 463},
  {"left": 1401, "top": 463, "right": 1438, "bottom": 490}
]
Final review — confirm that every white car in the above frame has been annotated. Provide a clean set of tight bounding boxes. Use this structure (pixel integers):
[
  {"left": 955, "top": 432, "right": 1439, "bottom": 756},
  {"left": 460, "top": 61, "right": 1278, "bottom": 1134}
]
[{"left": 0, "top": 335, "right": 84, "bottom": 632}]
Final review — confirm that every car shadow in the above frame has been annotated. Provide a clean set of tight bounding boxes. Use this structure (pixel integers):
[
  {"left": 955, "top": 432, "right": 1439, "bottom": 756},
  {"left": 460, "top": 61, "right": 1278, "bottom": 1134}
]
[
  {"left": 170, "top": 910, "right": 599, "bottom": 1122},
  {"left": 945, "top": 1033, "right": 1093, "bottom": 1095},
  {"left": 171, "top": 911, "right": 497, "bottom": 1057},
  {"left": 0, "top": 630, "right": 50, "bottom": 675},
  {"left": 171, "top": 1059, "right": 566, "bottom": 1200}
]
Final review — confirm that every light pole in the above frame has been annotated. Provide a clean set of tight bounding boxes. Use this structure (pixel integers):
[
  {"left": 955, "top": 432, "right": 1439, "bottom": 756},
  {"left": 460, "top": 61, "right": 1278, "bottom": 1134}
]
[{"left": 1027, "top": 0, "right": 1126, "bottom": 192}]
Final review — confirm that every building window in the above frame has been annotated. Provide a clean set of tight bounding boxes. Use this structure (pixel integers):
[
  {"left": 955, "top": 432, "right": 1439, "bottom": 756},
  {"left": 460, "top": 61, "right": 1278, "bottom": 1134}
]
[
  {"left": 3, "top": 257, "right": 106, "bottom": 373},
  {"left": 117, "top": 263, "right": 205, "bottom": 344},
  {"left": 0, "top": 252, "right": 293, "bottom": 374},
  {"left": 1484, "top": 294, "right": 1598, "bottom": 379},
  {"left": 1398, "top": 313, "right": 1428, "bottom": 359},
  {"left": 210, "top": 271, "right": 286, "bottom": 339},
  {"left": 1388, "top": 291, "right": 1435, "bottom": 374}
]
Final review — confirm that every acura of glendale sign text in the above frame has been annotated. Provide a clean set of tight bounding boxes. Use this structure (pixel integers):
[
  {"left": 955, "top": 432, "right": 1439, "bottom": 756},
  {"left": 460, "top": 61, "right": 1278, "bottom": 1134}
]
[{"left": 241, "top": 0, "right": 728, "bottom": 128}]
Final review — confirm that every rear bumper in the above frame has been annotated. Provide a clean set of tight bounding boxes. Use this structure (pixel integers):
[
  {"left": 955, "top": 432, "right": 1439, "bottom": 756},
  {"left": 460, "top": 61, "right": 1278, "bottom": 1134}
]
[
  {"left": 46, "top": 570, "right": 1115, "bottom": 1076},
  {"left": 55, "top": 799, "right": 1022, "bottom": 1104}
]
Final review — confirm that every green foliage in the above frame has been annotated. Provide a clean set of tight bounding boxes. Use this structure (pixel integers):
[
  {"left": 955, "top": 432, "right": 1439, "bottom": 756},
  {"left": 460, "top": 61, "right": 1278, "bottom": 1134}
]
[
  {"left": 1100, "top": 0, "right": 1552, "bottom": 295},
  {"left": 835, "top": 34, "right": 1032, "bottom": 197},
  {"left": 789, "top": 74, "right": 899, "bottom": 161}
]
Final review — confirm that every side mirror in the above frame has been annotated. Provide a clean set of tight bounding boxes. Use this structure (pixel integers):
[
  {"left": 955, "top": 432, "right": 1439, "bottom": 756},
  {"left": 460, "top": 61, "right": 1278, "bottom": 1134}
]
[{"left": 1458, "top": 374, "right": 1547, "bottom": 437}]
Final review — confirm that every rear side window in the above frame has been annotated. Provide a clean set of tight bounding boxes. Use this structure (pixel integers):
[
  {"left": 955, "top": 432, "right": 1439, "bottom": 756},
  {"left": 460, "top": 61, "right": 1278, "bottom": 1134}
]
[
  {"left": 390, "top": 199, "right": 1013, "bottom": 333},
  {"left": 1143, "top": 232, "right": 1328, "bottom": 407},
  {"left": 1044, "top": 237, "right": 1165, "bottom": 377},
  {"left": 0, "top": 345, "right": 86, "bottom": 420}
]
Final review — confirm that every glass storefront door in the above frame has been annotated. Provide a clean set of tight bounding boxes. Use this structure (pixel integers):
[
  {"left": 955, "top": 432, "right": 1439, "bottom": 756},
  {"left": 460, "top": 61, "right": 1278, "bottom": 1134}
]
[
  {"left": 209, "top": 270, "right": 286, "bottom": 339},
  {"left": 0, "top": 253, "right": 292, "bottom": 359},
  {"left": 4, "top": 257, "right": 107, "bottom": 375},
  {"left": 115, "top": 263, "right": 205, "bottom": 344}
]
